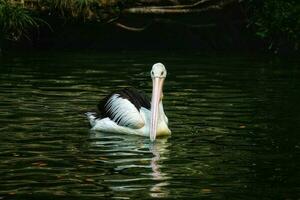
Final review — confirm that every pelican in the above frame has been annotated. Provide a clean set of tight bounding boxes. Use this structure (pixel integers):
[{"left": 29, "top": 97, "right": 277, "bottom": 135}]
[{"left": 86, "top": 63, "right": 171, "bottom": 141}]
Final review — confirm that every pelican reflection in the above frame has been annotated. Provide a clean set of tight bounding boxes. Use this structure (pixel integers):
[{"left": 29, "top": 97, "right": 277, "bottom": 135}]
[{"left": 88, "top": 131, "right": 170, "bottom": 197}]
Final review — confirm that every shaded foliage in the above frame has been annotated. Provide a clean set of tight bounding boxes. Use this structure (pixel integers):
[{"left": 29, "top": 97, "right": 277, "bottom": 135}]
[
  {"left": 42, "top": 0, "right": 131, "bottom": 21},
  {"left": 45, "top": 0, "right": 101, "bottom": 20},
  {"left": 0, "top": 0, "right": 39, "bottom": 41},
  {"left": 246, "top": 0, "right": 300, "bottom": 52},
  {"left": 0, "top": 0, "right": 299, "bottom": 53}
]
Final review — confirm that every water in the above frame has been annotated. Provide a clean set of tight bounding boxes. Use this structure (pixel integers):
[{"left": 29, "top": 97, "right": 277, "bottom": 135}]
[{"left": 0, "top": 52, "right": 299, "bottom": 199}]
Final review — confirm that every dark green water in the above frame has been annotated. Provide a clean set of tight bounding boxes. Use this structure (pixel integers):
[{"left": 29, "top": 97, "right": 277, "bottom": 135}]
[{"left": 0, "top": 52, "right": 299, "bottom": 199}]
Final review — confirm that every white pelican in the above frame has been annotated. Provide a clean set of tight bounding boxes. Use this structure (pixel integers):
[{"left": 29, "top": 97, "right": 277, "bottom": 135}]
[{"left": 86, "top": 63, "right": 171, "bottom": 141}]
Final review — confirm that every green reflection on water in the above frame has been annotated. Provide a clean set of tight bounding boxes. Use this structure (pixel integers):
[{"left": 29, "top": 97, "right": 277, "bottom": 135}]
[{"left": 0, "top": 52, "right": 299, "bottom": 199}]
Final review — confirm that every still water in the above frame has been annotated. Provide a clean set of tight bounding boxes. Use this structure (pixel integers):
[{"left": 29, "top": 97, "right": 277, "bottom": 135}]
[{"left": 0, "top": 52, "right": 299, "bottom": 199}]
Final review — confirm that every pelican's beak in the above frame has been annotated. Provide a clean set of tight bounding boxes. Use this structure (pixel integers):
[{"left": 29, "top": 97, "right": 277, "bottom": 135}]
[{"left": 150, "top": 77, "right": 164, "bottom": 141}]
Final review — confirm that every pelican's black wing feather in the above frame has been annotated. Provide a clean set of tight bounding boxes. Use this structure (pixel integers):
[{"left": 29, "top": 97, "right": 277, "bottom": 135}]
[{"left": 97, "top": 88, "right": 150, "bottom": 126}]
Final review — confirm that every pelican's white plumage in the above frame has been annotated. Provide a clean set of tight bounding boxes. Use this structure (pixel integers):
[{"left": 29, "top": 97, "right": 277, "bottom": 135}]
[
  {"left": 104, "top": 94, "right": 145, "bottom": 129},
  {"left": 86, "top": 63, "right": 171, "bottom": 141}
]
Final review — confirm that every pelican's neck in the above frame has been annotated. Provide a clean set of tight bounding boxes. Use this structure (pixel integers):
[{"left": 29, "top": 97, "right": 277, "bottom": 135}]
[{"left": 158, "top": 101, "right": 165, "bottom": 119}]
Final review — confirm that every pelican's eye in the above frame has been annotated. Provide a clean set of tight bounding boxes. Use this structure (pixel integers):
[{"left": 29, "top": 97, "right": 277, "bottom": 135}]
[
  {"left": 151, "top": 71, "right": 154, "bottom": 75},
  {"left": 161, "top": 71, "right": 164, "bottom": 76}
]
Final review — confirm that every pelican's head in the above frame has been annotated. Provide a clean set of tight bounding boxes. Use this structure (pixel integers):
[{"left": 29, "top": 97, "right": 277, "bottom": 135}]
[
  {"left": 151, "top": 63, "right": 167, "bottom": 79},
  {"left": 150, "top": 63, "right": 167, "bottom": 142}
]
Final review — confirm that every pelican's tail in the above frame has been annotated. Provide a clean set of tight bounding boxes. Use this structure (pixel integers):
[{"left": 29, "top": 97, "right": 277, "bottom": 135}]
[{"left": 85, "top": 112, "right": 98, "bottom": 127}]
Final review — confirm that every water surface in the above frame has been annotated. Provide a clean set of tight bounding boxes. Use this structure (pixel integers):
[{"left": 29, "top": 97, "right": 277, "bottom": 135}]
[{"left": 0, "top": 52, "right": 299, "bottom": 199}]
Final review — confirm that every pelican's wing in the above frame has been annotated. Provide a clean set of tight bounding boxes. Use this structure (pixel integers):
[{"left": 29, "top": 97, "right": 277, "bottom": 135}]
[{"left": 98, "top": 88, "right": 150, "bottom": 129}]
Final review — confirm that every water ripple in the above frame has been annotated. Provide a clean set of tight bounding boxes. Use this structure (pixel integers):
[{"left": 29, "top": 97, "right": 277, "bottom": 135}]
[{"left": 0, "top": 53, "right": 299, "bottom": 199}]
